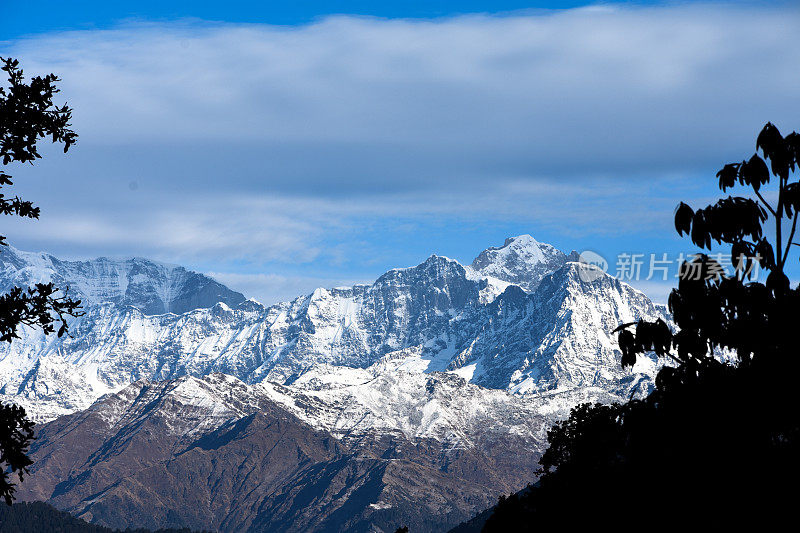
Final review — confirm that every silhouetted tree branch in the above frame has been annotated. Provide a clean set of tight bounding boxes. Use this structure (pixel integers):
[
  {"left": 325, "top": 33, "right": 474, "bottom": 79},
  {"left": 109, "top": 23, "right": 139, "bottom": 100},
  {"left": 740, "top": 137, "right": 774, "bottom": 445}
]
[
  {"left": 0, "top": 405, "right": 34, "bottom": 506},
  {"left": 619, "top": 122, "right": 800, "bottom": 367},
  {"left": 0, "top": 56, "right": 82, "bottom": 505}
]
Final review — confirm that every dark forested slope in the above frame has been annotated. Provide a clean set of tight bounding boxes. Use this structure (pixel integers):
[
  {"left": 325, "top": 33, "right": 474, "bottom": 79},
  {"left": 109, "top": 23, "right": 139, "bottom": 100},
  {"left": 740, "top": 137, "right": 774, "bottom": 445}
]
[{"left": 0, "top": 501, "right": 205, "bottom": 533}]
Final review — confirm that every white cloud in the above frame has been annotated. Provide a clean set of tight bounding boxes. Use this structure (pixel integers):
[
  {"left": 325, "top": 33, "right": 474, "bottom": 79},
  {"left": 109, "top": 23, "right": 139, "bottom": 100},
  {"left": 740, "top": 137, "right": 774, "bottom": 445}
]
[
  {"left": 4, "top": 3, "right": 798, "bottom": 178},
  {"left": 2, "top": 3, "right": 799, "bottom": 304},
  {"left": 2, "top": 176, "right": 685, "bottom": 266}
]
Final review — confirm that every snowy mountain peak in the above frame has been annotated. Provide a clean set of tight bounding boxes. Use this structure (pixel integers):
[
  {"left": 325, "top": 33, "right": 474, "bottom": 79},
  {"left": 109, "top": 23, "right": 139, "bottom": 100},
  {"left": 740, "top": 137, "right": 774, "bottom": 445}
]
[
  {"left": 375, "top": 253, "right": 469, "bottom": 288},
  {"left": 0, "top": 245, "right": 246, "bottom": 315},
  {"left": 502, "top": 234, "right": 541, "bottom": 248},
  {"left": 470, "top": 234, "right": 568, "bottom": 291}
]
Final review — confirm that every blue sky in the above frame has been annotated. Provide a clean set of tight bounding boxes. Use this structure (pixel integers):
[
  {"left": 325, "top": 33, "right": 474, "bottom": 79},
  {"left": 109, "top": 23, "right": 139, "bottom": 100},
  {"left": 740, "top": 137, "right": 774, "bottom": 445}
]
[
  {"left": 2, "top": 2, "right": 660, "bottom": 38},
  {"left": 2, "top": 1, "right": 799, "bottom": 303}
]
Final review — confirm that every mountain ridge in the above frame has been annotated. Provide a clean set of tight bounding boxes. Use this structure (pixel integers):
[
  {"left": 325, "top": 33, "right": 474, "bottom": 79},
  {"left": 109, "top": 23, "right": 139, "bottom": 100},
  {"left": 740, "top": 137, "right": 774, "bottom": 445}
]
[
  {"left": 18, "top": 373, "right": 546, "bottom": 532},
  {"left": 0, "top": 235, "right": 666, "bottom": 422},
  {"left": 0, "top": 234, "right": 671, "bottom": 531},
  {"left": 0, "top": 245, "right": 247, "bottom": 315}
]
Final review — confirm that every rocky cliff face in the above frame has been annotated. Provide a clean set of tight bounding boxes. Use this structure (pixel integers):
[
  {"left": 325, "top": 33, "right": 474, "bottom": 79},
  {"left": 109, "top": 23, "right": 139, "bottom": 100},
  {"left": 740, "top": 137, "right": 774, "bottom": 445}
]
[{"left": 451, "top": 262, "right": 663, "bottom": 395}]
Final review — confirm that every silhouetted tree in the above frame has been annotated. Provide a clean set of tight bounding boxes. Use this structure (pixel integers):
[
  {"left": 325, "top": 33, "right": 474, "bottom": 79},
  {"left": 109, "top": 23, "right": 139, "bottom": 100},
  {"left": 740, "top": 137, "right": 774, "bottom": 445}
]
[
  {"left": 617, "top": 121, "right": 800, "bottom": 369},
  {"left": 482, "top": 123, "right": 800, "bottom": 530},
  {"left": 0, "top": 57, "right": 82, "bottom": 505}
]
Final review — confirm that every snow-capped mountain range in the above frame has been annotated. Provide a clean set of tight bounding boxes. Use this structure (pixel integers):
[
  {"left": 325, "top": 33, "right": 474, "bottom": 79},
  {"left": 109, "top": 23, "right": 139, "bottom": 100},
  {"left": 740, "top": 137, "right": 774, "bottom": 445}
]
[
  {"left": 1, "top": 235, "right": 670, "bottom": 532},
  {"left": 0, "top": 246, "right": 246, "bottom": 315},
  {"left": 0, "top": 235, "right": 664, "bottom": 423}
]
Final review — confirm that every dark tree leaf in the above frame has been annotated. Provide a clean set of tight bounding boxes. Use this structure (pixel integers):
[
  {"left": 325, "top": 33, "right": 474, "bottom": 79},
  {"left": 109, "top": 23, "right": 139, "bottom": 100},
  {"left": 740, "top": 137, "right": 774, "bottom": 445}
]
[
  {"left": 755, "top": 239, "right": 775, "bottom": 270},
  {"left": 741, "top": 154, "right": 769, "bottom": 192},
  {"left": 674, "top": 202, "right": 694, "bottom": 237},
  {"left": 756, "top": 122, "right": 783, "bottom": 160},
  {"left": 716, "top": 163, "right": 739, "bottom": 191},
  {"left": 766, "top": 270, "right": 790, "bottom": 295}
]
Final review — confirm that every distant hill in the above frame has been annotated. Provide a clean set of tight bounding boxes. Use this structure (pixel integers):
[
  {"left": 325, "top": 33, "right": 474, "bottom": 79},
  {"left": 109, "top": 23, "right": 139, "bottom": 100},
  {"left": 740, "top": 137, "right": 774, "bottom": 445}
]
[{"left": 0, "top": 501, "right": 206, "bottom": 533}]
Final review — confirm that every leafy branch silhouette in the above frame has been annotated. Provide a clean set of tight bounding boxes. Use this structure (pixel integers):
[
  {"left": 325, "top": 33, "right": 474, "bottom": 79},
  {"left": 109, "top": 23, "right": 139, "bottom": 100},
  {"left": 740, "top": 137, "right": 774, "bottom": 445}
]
[
  {"left": 0, "top": 57, "right": 82, "bottom": 505},
  {"left": 616, "top": 122, "right": 800, "bottom": 369}
]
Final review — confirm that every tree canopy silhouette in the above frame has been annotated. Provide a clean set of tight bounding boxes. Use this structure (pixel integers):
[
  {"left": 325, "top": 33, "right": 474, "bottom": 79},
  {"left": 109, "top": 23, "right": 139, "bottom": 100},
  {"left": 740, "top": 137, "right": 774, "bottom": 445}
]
[
  {"left": 482, "top": 122, "right": 800, "bottom": 530},
  {"left": 0, "top": 57, "right": 82, "bottom": 505}
]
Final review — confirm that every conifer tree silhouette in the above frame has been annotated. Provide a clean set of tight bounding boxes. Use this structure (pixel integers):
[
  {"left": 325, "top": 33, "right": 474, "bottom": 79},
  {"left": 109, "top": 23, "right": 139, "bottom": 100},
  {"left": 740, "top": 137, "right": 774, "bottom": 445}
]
[
  {"left": 482, "top": 123, "right": 800, "bottom": 530},
  {"left": 0, "top": 57, "right": 82, "bottom": 505}
]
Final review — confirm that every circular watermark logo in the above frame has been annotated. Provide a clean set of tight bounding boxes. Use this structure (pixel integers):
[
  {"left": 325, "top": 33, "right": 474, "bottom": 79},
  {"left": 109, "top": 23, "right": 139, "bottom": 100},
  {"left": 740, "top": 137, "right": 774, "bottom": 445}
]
[{"left": 576, "top": 250, "right": 608, "bottom": 282}]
